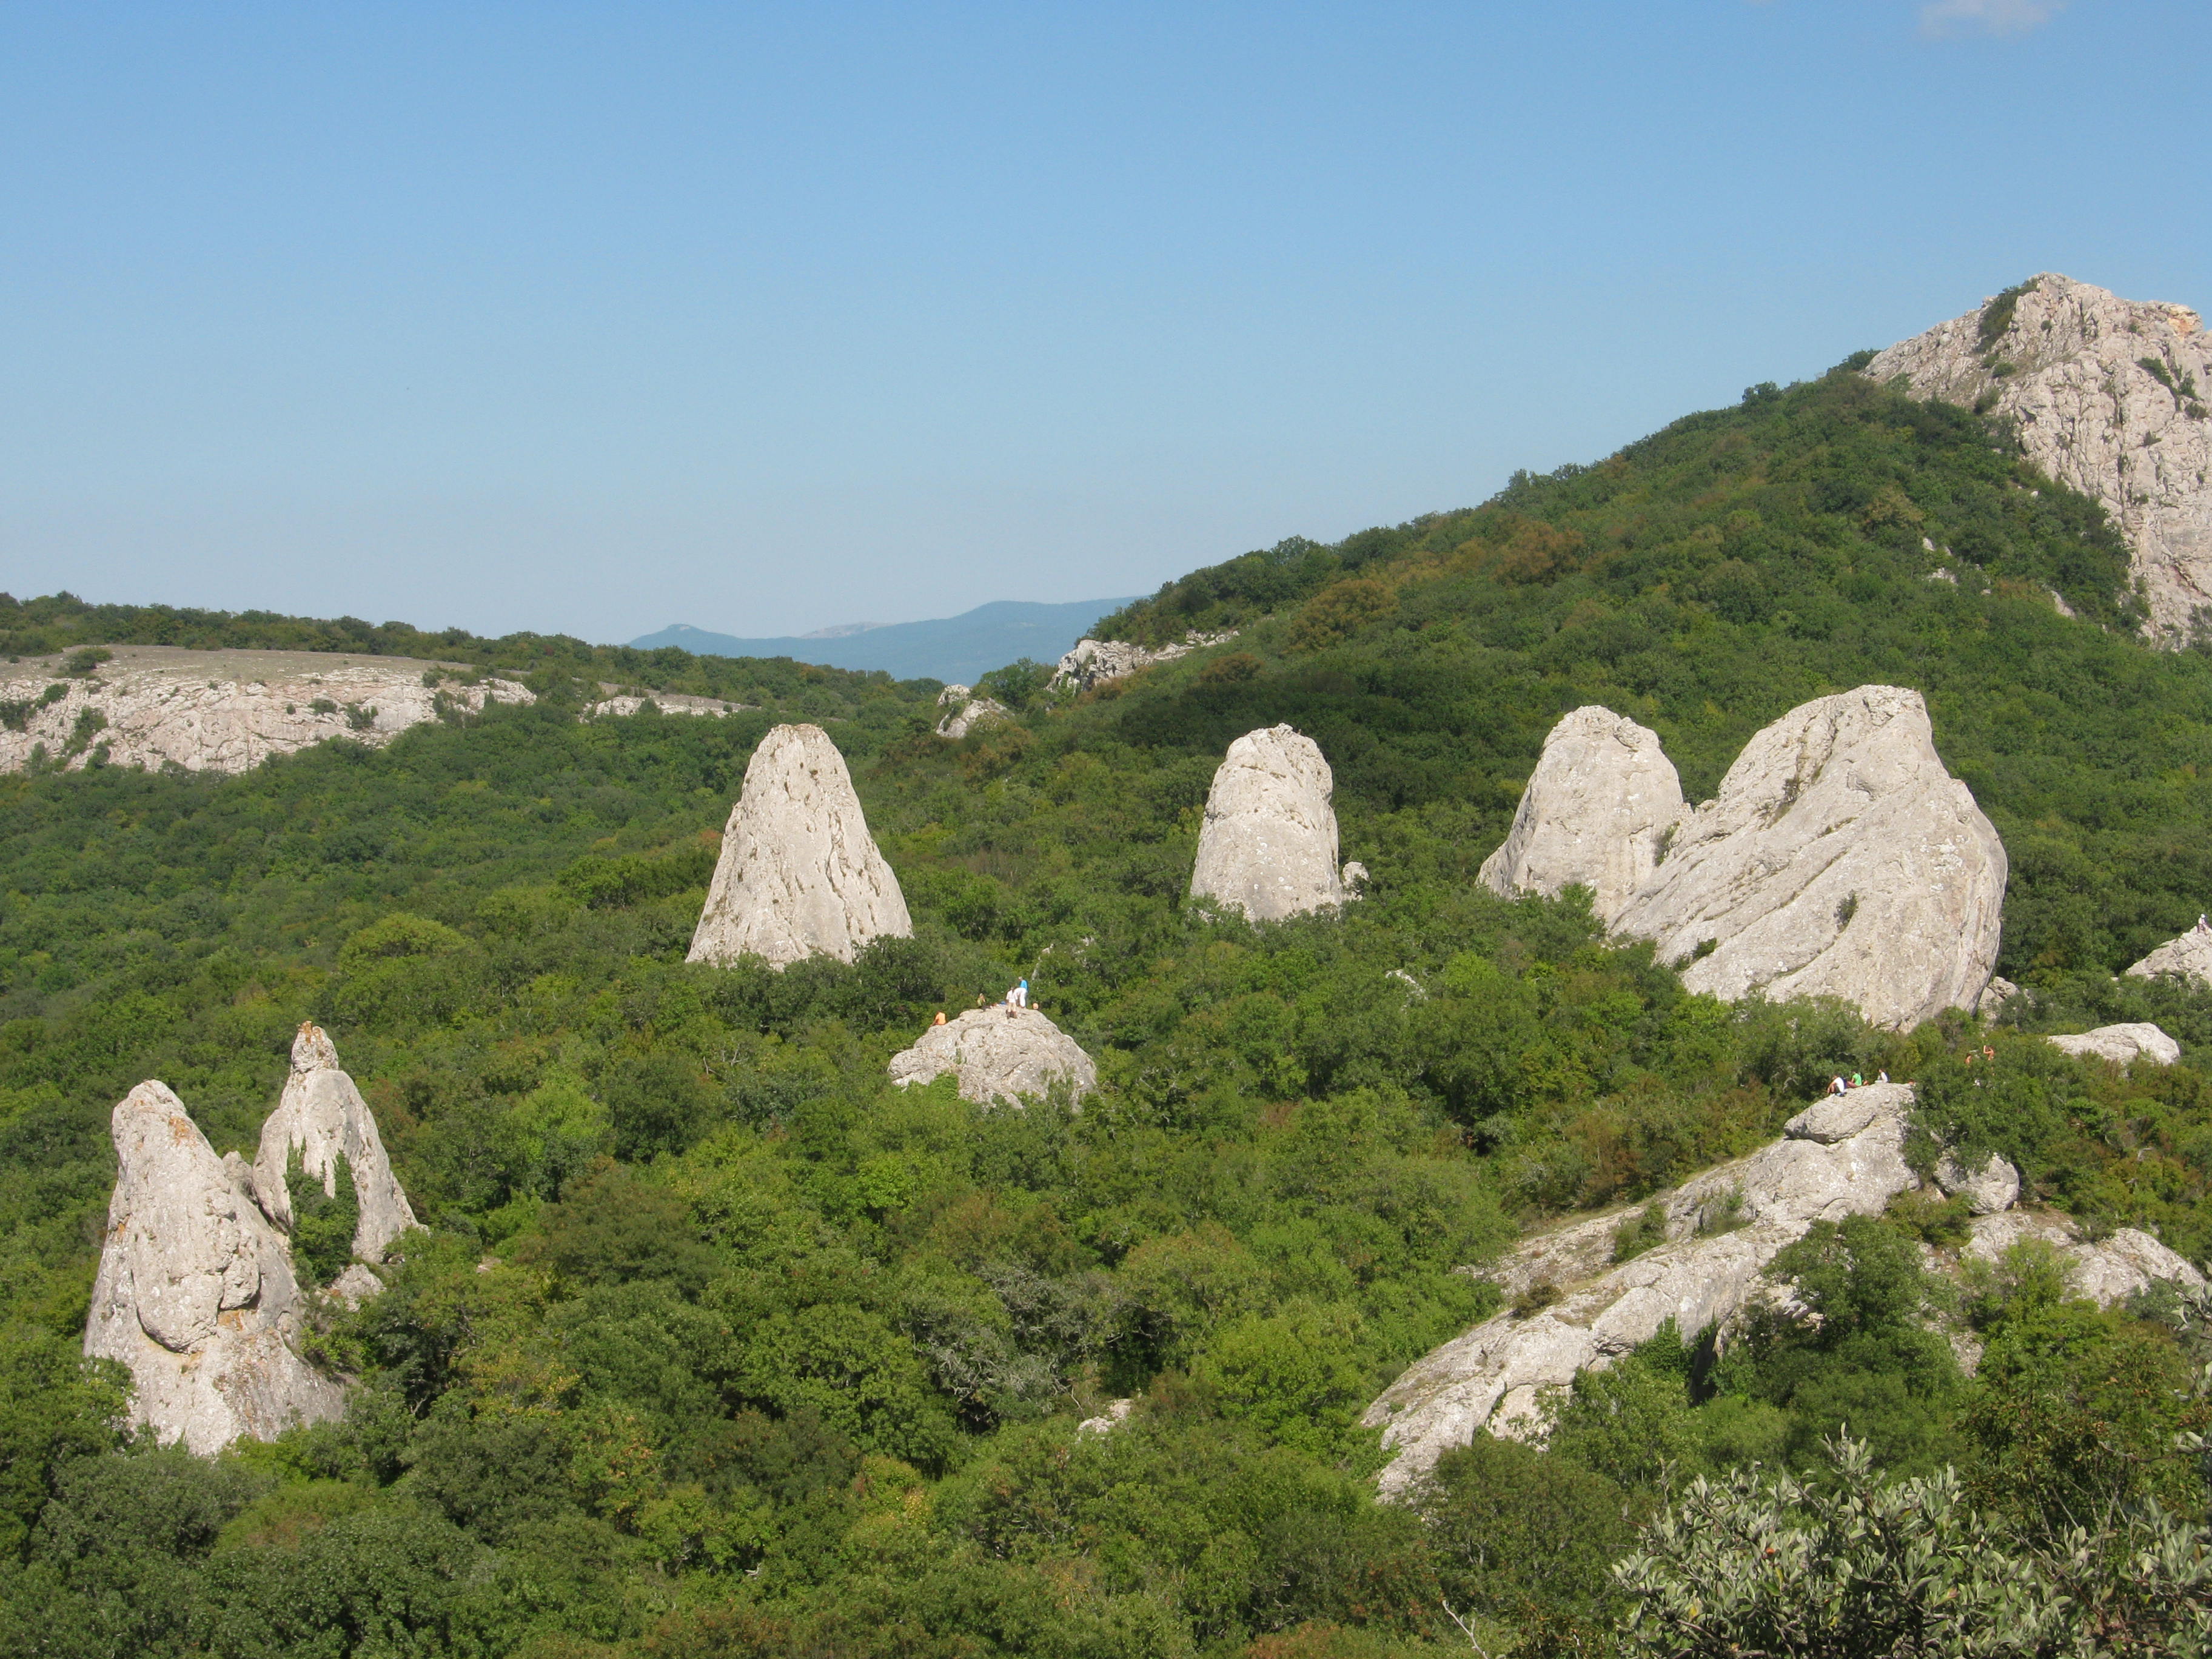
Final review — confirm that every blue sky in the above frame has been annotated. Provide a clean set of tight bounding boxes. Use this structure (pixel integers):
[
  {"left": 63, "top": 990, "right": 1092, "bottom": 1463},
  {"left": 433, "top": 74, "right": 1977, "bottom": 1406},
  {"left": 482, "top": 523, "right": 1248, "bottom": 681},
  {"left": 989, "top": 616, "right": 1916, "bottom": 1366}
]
[{"left": 3, "top": 1, "right": 2205, "bottom": 643}]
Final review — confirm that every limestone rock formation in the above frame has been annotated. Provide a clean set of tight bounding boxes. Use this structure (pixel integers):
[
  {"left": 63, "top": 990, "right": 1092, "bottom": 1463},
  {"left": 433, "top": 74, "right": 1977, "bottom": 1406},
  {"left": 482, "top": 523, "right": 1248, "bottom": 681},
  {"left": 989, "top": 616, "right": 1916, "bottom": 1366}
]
[
  {"left": 1964, "top": 1210, "right": 2205, "bottom": 1305},
  {"left": 1048, "top": 631, "right": 1239, "bottom": 694},
  {"left": 84, "top": 1081, "right": 344, "bottom": 1455},
  {"left": 1866, "top": 274, "right": 2212, "bottom": 642},
  {"left": 887, "top": 1007, "right": 1098, "bottom": 1107},
  {"left": 1362, "top": 1083, "right": 1920, "bottom": 1499},
  {"left": 588, "top": 688, "right": 752, "bottom": 720},
  {"left": 1484, "top": 688, "right": 2006, "bottom": 1029},
  {"left": 252, "top": 1024, "right": 418, "bottom": 1263},
  {"left": 2046, "top": 1022, "right": 2180, "bottom": 1067},
  {"left": 1936, "top": 1150, "right": 2021, "bottom": 1216},
  {"left": 933, "top": 685, "right": 1010, "bottom": 740},
  {"left": 1478, "top": 707, "right": 1684, "bottom": 925},
  {"left": 1189, "top": 725, "right": 1347, "bottom": 921},
  {"left": 2127, "top": 927, "right": 2212, "bottom": 990},
  {"left": 687, "top": 725, "right": 913, "bottom": 968},
  {"left": 0, "top": 646, "right": 534, "bottom": 776}
]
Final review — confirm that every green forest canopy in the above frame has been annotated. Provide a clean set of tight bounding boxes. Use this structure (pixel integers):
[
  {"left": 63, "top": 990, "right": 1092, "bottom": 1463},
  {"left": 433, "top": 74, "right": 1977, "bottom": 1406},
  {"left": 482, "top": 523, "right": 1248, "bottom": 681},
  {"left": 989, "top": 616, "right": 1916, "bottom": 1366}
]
[{"left": 8, "top": 361, "right": 2212, "bottom": 1654}]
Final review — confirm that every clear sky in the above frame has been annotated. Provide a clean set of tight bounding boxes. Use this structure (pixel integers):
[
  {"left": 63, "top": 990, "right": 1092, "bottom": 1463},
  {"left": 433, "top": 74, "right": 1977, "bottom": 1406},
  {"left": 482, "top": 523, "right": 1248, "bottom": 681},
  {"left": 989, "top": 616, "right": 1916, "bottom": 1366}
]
[{"left": 3, "top": 1, "right": 2205, "bottom": 643}]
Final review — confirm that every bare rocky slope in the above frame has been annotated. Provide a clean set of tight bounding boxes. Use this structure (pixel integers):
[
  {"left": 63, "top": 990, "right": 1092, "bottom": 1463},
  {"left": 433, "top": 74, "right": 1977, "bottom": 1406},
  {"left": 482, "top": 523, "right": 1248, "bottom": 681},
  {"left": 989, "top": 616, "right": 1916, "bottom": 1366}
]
[
  {"left": 1868, "top": 273, "right": 2212, "bottom": 642},
  {"left": 1362, "top": 1081, "right": 2202, "bottom": 1500},
  {"left": 687, "top": 723, "right": 913, "bottom": 968},
  {"left": 0, "top": 645, "right": 748, "bottom": 776},
  {"left": 1484, "top": 686, "right": 2006, "bottom": 1029}
]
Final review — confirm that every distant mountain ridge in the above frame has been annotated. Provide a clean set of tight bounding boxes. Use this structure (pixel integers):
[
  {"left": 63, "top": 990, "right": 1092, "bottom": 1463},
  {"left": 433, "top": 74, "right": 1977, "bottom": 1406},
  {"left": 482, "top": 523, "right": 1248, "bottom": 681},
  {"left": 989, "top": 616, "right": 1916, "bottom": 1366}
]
[{"left": 629, "top": 597, "right": 1138, "bottom": 684}]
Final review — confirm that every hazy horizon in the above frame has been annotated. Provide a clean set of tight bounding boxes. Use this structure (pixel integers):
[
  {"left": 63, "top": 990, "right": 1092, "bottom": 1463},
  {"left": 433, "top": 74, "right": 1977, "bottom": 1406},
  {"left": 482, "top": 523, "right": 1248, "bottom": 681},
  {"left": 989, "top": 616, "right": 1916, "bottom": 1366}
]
[{"left": 5, "top": 1, "right": 2208, "bottom": 643}]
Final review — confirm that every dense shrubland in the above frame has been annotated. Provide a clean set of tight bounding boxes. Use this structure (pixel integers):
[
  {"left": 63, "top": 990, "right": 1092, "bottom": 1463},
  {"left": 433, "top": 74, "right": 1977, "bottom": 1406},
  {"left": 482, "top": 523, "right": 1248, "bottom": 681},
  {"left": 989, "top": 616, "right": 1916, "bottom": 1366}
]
[{"left": 10, "top": 366, "right": 2212, "bottom": 1652}]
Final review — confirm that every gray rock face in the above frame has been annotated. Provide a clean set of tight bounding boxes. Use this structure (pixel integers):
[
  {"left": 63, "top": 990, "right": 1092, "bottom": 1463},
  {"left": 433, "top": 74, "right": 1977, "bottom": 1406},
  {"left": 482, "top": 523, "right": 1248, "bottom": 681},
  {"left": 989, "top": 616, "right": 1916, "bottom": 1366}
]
[
  {"left": 1189, "top": 725, "right": 1347, "bottom": 921},
  {"left": 2046, "top": 1022, "right": 2180, "bottom": 1067},
  {"left": 252, "top": 1024, "right": 418, "bottom": 1263},
  {"left": 1485, "top": 688, "right": 2006, "bottom": 1029},
  {"left": 934, "top": 686, "right": 1010, "bottom": 740},
  {"left": 1965, "top": 1210, "right": 2205, "bottom": 1305},
  {"left": 688, "top": 725, "right": 913, "bottom": 968},
  {"left": 1867, "top": 275, "right": 2212, "bottom": 642},
  {"left": 1362, "top": 1084, "right": 1919, "bottom": 1498},
  {"left": 1048, "top": 631, "right": 1239, "bottom": 694},
  {"left": 84, "top": 1082, "right": 344, "bottom": 1455},
  {"left": 0, "top": 646, "right": 535, "bottom": 776},
  {"left": 1977, "top": 975, "right": 2022, "bottom": 1016},
  {"left": 2127, "top": 928, "right": 2212, "bottom": 990},
  {"left": 1479, "top": 708, "right": 1684, "bottom": 925},
  {"left": 1936, "top": 1150, "right": 2021, "bottom": 1216},
  {"left": 886, "top": 1007, "right": 1098, "bottom": 1107}
]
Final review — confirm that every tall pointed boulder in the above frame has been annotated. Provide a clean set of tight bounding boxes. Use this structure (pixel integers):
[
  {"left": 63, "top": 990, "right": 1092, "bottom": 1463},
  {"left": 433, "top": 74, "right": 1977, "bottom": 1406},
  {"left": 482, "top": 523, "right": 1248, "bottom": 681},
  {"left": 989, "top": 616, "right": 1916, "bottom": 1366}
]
[
  {"left": 252, "top": 1023, "right": 418, "bottom": 1263},
  {"left": 84, "top": 1081, "right": 344, "bottom": 1454},
  {"left": 1484, "top": 688, "right": 2006, "bottom": 1030},
  {"left": 1478, "top": 707, "right": 1683, "bottom": 925},
  {"left": 688, "top": 723, "right": 912, "bottom": 968},
  {"left": 1189, "top": 725, "right": 1347, "bottom": 921}
]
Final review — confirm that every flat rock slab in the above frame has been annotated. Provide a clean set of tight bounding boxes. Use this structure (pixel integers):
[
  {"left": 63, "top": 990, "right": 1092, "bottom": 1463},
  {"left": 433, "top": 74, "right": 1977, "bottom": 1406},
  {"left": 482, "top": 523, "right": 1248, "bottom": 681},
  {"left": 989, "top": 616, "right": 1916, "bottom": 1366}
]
[
  {"left": 2046, "top": 1022, "right": 2180, "bottom": 1067},
  {"left": 888, "top": 1007, "right": 1098, "bottom": 1107}
]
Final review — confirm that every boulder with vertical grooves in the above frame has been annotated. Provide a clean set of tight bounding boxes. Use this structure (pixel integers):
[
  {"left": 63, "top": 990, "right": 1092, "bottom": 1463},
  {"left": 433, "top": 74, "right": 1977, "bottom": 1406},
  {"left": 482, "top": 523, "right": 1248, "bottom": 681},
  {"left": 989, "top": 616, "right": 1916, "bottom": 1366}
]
[
  {"left": 84, "top": 1081, "right": 344, "bottom": 1454},
  {"left": 687, "top": 723, "right": 913, "bottom": 968}
]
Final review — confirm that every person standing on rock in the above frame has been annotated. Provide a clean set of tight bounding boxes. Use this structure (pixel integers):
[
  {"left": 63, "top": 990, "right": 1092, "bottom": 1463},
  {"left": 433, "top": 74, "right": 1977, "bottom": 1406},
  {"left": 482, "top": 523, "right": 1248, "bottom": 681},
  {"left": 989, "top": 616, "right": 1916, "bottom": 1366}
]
[{"left": 1005, "top": 979, "right": 1028, "bottom": 1010}]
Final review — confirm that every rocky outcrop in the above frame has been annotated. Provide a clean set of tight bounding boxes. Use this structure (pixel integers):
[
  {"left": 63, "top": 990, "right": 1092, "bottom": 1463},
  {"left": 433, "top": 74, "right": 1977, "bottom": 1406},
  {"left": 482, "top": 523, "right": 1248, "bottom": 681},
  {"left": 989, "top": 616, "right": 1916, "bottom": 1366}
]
[
  {"left": 688, "top": 725, "right": 912, "bottom": 968},
  {"left": 252, "top": 1024, "right": 418, "bottom": 1263},
  {"left": 1189, "top": 725, "right": 1347, "bottom": 921},
  {"left": 1478, "top": 708, "right": 1684, "bottom": 923},
  {"left": 1362, "top": 1084, "right": 1921, "bottom": 1499},
  {"left": 2126, "top": 927, "right": 2212, "bottom": 990},
  {"left": 1964, "top": 1209, "right": 2205, "bottom": 1305},
  {"left": 1936, "top": 1150, "right": 2021, "bottom": 1216},
  {"left": 0, "top": 646, "right": 534, "bottom": 775},
  {"left": 84, "top": 1082, "right": 344, "bottom": 1455},
  {"left": 1866, "top": 274, "right": 2212, "bottom": 642},
  {"left": 1363, "top": 1078, "right": 2203, "bottom": 1498},
  {"left": 934, "top": 685, "right": 1010, "bottom": 740},
  {"left": 1484, "top": 687, "right": 2006, "bottom": 1029},
  {"left": 1049, "top": 631, "right": 1239, "bottom": 694},
  {"left": 887, "top": 1007, "right": 1098, "bottom": 1107},
  {"left": 588, "top": 689, "right": 752, "bottom": 720},
  {"left": 2046, "top": 1022, "right": 2180, "bottom": 1067}
]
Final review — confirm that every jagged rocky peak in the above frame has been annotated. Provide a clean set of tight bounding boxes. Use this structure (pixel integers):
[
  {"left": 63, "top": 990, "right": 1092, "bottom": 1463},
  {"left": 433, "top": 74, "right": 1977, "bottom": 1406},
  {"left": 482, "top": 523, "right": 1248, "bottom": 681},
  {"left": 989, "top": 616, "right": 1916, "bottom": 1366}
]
[
  {"left": 1486, "top": 686, "right": 2005, "bottom": 1030},
  {"left": 688, "top": 723, "right": 913, "bottom": 969},
  {"left": 887, "top": 1005, "right": 1099, "bottom": 1107},
  {"left": 1048, "top": 629, "right": 1239, "bottom": 694},
  {"left": 252, "top": 1022, "right": 418, "bottom": 1263},
  {"left": 1189, "top": 725, "right": 1348, "bottom": 922},
  {"left": 1478, "top": 706, "right": 1683, "bottom": 925},
  {"left": 1867, "top": 273, "right": 2212, "bottom": 642},
  {"left": 84, "top": 1081, "right": 344, "bottom": 1455}
]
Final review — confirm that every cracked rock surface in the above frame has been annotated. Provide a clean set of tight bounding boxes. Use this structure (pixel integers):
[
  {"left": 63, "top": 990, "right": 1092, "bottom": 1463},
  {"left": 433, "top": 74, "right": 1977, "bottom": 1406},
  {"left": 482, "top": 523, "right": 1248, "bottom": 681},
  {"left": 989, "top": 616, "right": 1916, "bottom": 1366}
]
[
  {"left": 1485, "top": 687, "right": 2005, "bottom": 1029},
  {"left": 252, "top": 1023, "right": 419, "bottom": 1263},
  {"left": 84, "top": 1081, "right": 344, "bottom": 1455},
  {"left": 1189, "top": 725, "right": 1347, "bottom": 922},
  {"left": 688, "top": 724, "right": 913, "bottom": 968},
  {"left": 887, "top": 1007, "right": 1098, "bottom": 1107},
  {"left": 1867, "top": 273, "right": 2212, "bottom": 642}
]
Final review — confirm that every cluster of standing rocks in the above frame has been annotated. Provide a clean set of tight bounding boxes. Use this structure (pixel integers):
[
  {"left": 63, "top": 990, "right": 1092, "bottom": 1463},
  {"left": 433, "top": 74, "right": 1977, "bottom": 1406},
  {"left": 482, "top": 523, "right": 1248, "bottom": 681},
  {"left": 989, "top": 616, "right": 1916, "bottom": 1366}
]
[{"left": 81, "top": 700, "right": 2212, "bottom": 1472}]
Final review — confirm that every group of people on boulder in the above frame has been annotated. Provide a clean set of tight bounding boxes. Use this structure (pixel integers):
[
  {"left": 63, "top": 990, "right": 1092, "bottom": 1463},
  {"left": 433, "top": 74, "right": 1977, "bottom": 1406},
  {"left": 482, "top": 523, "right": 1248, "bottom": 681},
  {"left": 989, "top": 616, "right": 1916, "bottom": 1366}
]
[{"left": 1825, "top": 1069, "right": 1891, "bottom": 1095}]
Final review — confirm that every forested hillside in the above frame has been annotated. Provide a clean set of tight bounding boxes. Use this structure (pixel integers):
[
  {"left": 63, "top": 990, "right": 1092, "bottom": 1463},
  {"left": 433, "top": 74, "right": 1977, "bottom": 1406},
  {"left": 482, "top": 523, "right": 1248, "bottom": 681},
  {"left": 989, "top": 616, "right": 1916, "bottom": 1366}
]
[{"left": 10, "top": 361, "right": 2212, "bottom": 1655}]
